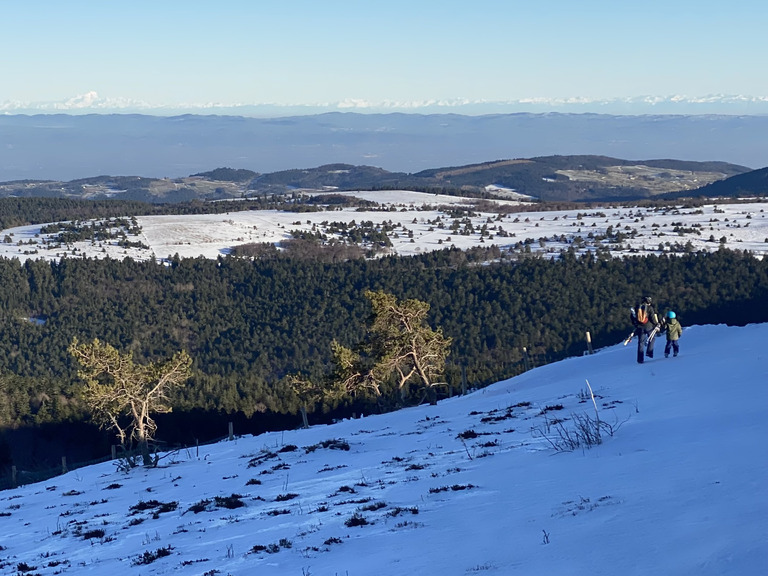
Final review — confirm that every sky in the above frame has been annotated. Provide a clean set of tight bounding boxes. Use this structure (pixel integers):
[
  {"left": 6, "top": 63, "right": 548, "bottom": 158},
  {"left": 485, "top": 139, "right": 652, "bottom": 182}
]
[
  {"left": 2, "top": 0, "right": 768, "bottom": 114},
  {"left": 1, "top": 321, "right": 766, "bottom": 575}
]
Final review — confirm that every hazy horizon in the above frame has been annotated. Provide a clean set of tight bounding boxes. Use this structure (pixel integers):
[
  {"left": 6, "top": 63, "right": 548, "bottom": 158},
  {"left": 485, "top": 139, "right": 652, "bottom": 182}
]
[{"left": 3, "top": 93, "right": 768, "bottom": 117}]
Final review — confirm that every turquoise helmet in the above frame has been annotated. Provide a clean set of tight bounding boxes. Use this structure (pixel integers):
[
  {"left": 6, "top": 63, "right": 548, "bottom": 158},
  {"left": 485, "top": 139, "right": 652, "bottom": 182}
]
[{"left": 667, "top": 311, "right": 676, "bottom": 319}]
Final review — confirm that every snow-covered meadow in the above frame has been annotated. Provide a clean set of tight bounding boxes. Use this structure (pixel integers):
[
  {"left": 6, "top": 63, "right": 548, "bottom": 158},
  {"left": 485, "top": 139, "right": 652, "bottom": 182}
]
[
  {"left": 1, "top": 323, "right": 766, "bottom": 575},
  {"left": 1, "top": 191, "right": 767, "bottom": 262}
]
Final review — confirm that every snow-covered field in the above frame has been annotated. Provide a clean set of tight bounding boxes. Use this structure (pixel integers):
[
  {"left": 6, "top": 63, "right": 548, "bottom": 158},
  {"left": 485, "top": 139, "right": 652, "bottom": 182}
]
[
  {"left": 2, "top": 323, "right": 766, "bottom": 575},
  {"left": 1, "top": 191, "right": 767, "bottom": 262}
]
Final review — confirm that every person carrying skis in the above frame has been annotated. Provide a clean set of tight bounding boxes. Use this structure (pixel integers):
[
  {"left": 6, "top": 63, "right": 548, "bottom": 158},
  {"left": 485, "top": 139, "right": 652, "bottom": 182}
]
[
  {"left": 630, "top": 296, "right": 660, "bottom": 363},
  {"left": 661, "top": 310, "right": 683, "bottom": 357}
]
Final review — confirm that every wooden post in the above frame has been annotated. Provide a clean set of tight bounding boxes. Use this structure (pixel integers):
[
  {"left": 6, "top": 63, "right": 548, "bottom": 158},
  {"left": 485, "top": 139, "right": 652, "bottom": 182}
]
[
  {"left": 228, "top": 422, "right": 234, "bottom": 441},
  {"left": 11, "top": 465, "right": 16, "bottom": 487},
  {"left": 586, "top": 331, "right": 594, "bottom": 355},
  {"left": 461, "top": 365, "right": 467, "bottom": 395},
  {"left": 522, "top": 347, "right": 531, "bottom": 371},
  {"left": 111, "top": 445, "right": 117, "bottom": 460},
  {"left": 61, "top": 456, "right": 68, "bottom": 474}
]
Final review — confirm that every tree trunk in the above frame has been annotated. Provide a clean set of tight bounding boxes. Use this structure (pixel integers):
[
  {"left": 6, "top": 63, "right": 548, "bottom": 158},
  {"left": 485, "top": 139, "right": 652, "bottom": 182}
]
[{"left": 139, "top": 439, "right": 152, "bottom": 466}]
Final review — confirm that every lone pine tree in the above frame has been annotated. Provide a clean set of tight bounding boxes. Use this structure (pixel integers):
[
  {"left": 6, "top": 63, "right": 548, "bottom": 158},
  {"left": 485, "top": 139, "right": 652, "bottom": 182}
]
[{"left": 69, "top": 338, "right": 192, "bottom": 466}]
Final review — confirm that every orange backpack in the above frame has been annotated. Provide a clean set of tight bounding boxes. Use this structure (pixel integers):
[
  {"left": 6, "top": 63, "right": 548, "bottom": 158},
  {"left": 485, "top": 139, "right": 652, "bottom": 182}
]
[{"left": 636, "top": 306, "right": 649, "bottom": 324}]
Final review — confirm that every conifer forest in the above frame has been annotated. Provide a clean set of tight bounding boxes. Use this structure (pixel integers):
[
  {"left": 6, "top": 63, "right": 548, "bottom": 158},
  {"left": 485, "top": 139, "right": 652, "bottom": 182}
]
[{"left": 1, "top": 241, "right": 766, "bottom": 470}]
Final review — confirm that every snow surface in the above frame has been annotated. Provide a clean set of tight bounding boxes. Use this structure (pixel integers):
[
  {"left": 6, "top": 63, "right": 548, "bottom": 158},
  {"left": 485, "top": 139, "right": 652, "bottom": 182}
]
[
  {"left": 0, "top": 192, "right": 766, "bottom": 262},
  {"left": 2, "top": 323, "right": 766, "bottom": 575}
]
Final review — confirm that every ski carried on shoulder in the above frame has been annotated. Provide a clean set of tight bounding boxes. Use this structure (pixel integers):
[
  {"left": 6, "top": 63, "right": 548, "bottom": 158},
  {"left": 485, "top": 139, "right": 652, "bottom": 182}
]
[{"left": 624, "top": 308, "right": 637, "bottom": 345}]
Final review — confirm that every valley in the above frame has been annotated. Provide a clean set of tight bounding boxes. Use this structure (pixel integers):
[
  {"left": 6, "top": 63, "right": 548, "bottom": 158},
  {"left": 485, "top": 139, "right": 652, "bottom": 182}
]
[{"left": 1, "top": 191, "right": 766, "bottom": 263}]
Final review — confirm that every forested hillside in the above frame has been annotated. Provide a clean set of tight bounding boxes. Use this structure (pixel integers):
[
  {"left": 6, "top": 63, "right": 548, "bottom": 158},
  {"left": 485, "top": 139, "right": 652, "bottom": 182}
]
[
  {"left": 1, "top": 248, "right": 766, "bottom": 471},
  {"left": 1, "top": 155, "right": 756, "bottom": 204},
  {"left": 664, "top": 166, "right": 768, "bottom": 199}
]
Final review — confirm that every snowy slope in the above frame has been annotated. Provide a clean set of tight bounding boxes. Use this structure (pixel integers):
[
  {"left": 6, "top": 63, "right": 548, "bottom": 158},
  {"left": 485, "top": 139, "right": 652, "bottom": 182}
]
[{"left": 1, "top": 323, "right": 766, "bottom": 575}]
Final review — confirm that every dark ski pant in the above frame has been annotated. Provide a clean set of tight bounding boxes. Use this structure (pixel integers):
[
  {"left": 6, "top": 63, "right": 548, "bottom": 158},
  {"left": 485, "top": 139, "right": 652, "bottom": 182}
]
[
  {"left": 636, "top": 324, "right": 656, "bottom": 363},
  {"left": 665, "top": 339, "right": 680, "bottom": 357}
]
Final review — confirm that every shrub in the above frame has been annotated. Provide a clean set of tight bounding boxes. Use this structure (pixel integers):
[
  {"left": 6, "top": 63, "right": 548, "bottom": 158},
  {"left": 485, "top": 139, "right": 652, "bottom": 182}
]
[
  {"left": 133, "top": 546, "right": 173, "bottom": 566},
  {"left": 251, "top": 541, "right": 288, "bottom": 554},
  {"left": 540, "top": 404, "right": 564, "bottom": 414},
  {"left": 275, "top": 493, "right": 299, "bottom": 502},
  {"left": 129, "top": 499, "right": 178, "bottom": 517},
  {"left": 429, "top": 484, "right": 476, "bottom": 494},
  {"left": 387, "top": 506, "right": 419, "bottom": 517},
  {"left": 344, "top": 513, "right": 369, "bottom": 527},
  {"left": 304, "top": 438, "right": 350, "bottom": 453},
  {"left": 186, "top": 494, "right": 244, "bottom": 514},
  {"left": 214, "top": 494, "right": 245, "bottom": 509},
  {"left": 246, "top": 450, "right": 278, "bottom": 468},
  {"left": 129, "top": 499, "right": 162, "bottom": 513},
  {"left": 186, "top": 499, "right": 211, "bottom": 514}
]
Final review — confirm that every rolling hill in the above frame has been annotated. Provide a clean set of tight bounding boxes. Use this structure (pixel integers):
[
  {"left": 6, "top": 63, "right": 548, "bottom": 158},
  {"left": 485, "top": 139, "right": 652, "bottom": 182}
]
[
  {"left": 0, "top": 156, "right": 759, "bottom": 204},
  {"left": 662, "top": 166, "right": 768, "bottom": 199}
]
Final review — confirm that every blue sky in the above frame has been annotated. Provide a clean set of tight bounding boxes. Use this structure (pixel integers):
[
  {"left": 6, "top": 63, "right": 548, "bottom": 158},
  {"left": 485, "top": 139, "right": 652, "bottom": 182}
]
[{"left": 2, "top": 0, "right": 767, "bottom": 112}]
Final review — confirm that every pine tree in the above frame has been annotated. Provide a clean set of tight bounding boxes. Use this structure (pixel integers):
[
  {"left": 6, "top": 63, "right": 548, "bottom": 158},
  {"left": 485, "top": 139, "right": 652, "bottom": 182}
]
[
  {"left": 69, "top": 338, "right": 192, "bottom": 466},
  {"left": 327, "top": 291, "right": 451, "bottom": 405}
]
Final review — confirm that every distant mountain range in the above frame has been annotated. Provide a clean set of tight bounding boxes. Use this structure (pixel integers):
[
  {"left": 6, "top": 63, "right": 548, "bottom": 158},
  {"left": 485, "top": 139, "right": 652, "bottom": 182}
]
[
  {"left": 4, "top": 92, "right": 768, "bottom": 116},
  {"left": 1, "top": 112, "right": 766, "bottom": 183},
  {"left": 1, "top": 156, "right": 765, "bottom": 203}
]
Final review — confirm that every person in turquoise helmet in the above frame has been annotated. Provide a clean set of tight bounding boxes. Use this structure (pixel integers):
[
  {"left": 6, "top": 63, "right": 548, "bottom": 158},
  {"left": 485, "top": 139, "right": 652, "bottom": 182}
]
[{"left": 662, "top": 310, "right": 683, "bottom": 357}]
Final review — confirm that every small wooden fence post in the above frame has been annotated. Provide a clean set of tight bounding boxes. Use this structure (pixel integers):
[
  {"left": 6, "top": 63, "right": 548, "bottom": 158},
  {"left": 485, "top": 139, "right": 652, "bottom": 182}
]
[
  {"left": 228, "top": 422, "right": 234, "bottom": 441},
  {"left": 522, "top": 347, "right": 531, "bottom": 372},
  {"left": 586, "top": 331, "right": 594, "bottom": 355}
]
